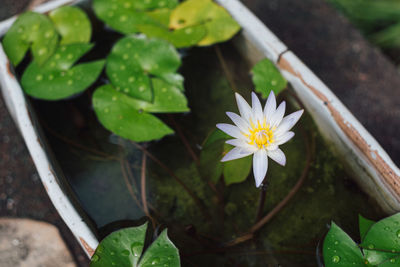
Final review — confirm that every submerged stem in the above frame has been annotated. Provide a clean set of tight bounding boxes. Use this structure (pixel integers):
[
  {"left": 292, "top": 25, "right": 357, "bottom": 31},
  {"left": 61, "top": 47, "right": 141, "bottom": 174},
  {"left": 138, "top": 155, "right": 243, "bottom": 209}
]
[
  {"left": 131, "top": 141, "right": 211, "bottom": 220},
  {"left": 255, "top": 182, "right": 268, "bottom": 222},
  {"left": 120, "top": 158, "right": 142, "bottom": 209},
  {"left": 215, "top": 45, "right": 238, "bottom": 93},
  {"left": 140, "top": 153, "right": 154, "bottom": 227}
]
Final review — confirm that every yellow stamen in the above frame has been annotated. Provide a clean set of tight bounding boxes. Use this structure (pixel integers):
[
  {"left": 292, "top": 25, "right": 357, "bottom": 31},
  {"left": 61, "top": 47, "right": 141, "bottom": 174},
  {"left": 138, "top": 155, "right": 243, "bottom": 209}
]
[{"left": 246, "top": 120, "right": 274, "bottom": 149}]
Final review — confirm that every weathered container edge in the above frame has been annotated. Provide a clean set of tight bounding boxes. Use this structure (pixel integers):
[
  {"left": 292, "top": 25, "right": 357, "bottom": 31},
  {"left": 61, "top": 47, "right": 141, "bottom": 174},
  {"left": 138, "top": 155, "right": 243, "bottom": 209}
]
[{"left": 0, "top": 0, "right": 398, "bottom": 259}]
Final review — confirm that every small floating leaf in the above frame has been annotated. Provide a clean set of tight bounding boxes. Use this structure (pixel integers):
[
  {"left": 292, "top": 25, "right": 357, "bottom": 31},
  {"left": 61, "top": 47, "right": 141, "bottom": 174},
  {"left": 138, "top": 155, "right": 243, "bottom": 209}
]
[
  {"left": 93, "top": 0, "right": 177, "bottom": 34},
  {"left": 90, "top": 223, "right": 147, "bottom": 267},
  {"left": 169, "top": 0, "right": 240, "bottom": 46},
  {"left": 93, "top": 84, "right": 174, "bottom": 142},
  {"left": 106, "top": 36, "right": 182, "bottom": 101},
  {"left": 139, "top": 230, "right": 180, "bottom": 267},
  {"left": 21, "top": 44, "right": 104, "bottom": 100},
  {"left": 251, "top": 59, "right": 287, "bottom": 98},
  {"left": 2, "top": 11, "right": 58, "bottom": 66},
  {"left": 323, "top": 222, "right": 365, "bottom": 267},
  {"left": 49, "top": 6, "right": 92, "bottom": 45}
]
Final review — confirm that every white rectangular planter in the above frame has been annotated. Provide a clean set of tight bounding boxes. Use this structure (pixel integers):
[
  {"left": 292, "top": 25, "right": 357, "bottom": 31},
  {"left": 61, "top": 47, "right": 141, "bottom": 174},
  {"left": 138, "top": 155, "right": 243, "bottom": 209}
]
[{"left": 0, "top": 0, "right": 399, "bottom": 258}]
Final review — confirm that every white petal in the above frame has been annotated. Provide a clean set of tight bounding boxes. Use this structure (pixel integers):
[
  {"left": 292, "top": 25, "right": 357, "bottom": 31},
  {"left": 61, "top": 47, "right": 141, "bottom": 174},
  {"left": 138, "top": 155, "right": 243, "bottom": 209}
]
[
  {"left": 235, "top": 93, "right": 252, "bottom": 122},
  {"left": 268, "top": 148, "right": 286, "bottom": 166},
  {"left": 216, "top": 123, "right": 244, "bottom": 140},
  {"left": 270, "top": 101, "right": 286, "bottom": 127},
  {"left": 275, "top": 110, "right": 304, "bottom": 136},
  {"left": 221, "top": 147, "right": 253, "bottom": 162},
  {"left": 253, "top": 149, "right": 268, "bottom": 187},
  {"left": 226, "top": 112, "right": 249, "bottom": 133},
  {"left": 266, "top": 144, "right": 278, "bottom": 151},
  {"left": 276, "top": 131, "right": 295, "bottom": 145},
  {"left": 263, "top": 91, "right": 276, "bottom": 124},
  {"left": 251, "top": 92, "right": 263, "bottom": 123}
]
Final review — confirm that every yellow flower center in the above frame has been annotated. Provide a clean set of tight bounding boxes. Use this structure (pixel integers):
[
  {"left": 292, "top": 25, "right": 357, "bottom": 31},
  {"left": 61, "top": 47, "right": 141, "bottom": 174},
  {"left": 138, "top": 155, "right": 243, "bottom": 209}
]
[{"left": 246, "top": 119, "right": 275, "bottom": 149}]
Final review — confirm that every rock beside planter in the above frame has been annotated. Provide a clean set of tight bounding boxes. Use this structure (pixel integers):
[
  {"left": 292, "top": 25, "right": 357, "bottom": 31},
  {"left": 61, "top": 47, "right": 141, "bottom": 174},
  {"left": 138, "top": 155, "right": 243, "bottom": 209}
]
[{"left": 0, "top": 218, "right": 76, "bottom": 267}]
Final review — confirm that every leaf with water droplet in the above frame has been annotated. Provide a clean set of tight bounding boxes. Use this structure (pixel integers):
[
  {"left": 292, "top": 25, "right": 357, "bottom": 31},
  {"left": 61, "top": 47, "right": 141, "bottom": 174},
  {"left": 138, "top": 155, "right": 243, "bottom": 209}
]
[
  {"left": 169, "top": 0, "right": 240, "bottom": 46},
  {"left": 49, "top": 6, "right": 91, "bottom": 45},
  {"left": 106, "top": 36, "right": 183, "bottom": 102},
  {"left": 90, "top": 222, "right": 147, "bottom": 267},
  {"left": 21, "top": 44, "right": 105, "bottom": 100},
  {"left": 323, "top": 222, "right": 364, "bottom": 266},
  {"left": 2, "top": 11, "right": 58, "bottom": 66},
  {"left": 93, "top": 0, "right": 177, "bottom": 34},
  {"left": 359, "top": 214, "right": 375, "bottom": 243},
  {"left": 361, "top": 213, "right": 400, "bottom": 265},
  {"left": 251, "top": 58, "right": 287, "bottom": 98},
  {"left": 93, "top": 84, "right": 175, "bottom": 142},
  {"left": 138, "top": 230, "right": 180, "bottom": 267}
]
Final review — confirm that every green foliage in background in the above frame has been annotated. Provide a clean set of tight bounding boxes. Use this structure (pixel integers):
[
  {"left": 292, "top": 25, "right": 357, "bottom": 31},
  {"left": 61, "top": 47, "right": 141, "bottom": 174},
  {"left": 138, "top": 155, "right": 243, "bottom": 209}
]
[
  {"left": 323, "top": 213, "right": 400, "bottom": 266},
  {"left": 93, "top": 0, "right": 240, "bottom": 47},
  {"left": 329, "top": 0, "right": 400, "bottom": 49},
  {"left": 2, "top": 6, "right": 104, "bottom": 100},
  {"left": 93, "top": 36, "right": 189, "bottom": 142},
  {"left": 90, "top": 222, "right": 180, "bottom": 267},
  {"left": 251, "top": 58, "right": 287, "bottom": 98}
]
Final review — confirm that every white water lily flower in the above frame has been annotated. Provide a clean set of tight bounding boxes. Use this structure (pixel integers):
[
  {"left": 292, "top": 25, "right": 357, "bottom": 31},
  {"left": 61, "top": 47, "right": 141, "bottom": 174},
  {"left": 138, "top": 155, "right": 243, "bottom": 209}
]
[{"left": 216, "top": 91, "right": 303, "bottom": 187}]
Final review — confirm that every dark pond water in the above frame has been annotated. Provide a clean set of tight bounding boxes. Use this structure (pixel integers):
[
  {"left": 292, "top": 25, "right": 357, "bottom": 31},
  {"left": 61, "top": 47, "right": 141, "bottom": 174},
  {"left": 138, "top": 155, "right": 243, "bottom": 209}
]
[{"left": 12, "top": 4, "right": 386, "bottom": 266}]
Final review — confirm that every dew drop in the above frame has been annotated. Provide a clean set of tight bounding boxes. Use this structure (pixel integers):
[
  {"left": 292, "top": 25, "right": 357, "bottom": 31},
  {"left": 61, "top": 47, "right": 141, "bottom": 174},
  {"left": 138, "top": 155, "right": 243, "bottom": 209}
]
[
  {"left": 390, "top": 258, "right": 396, "bottom": 263},
  {"left": 112, "top": 96, "right": 118, "bottom": 101},
  {"left": 36, "top": 75, "right": 43, "bottom": 81},
  {"left": 151, "top": 257, "right": 160, "bottom": 265},
  {"left": 123, "top": 54, "right": 129, "bottom": 60},
  {"left": 271, "top": 80, "right": 277, "bottom": 86},
  {"left": 384, "top": 226, "right": 390, "bottom": 231},
  {"left": 48, "top": 74, "right": 54, "bottom": 80},
  {"left": 108, "top": 11, "right": 114, "bottom": 17},
  {"left": 185, "top": 28, "right": 192, "bottom": 34},
  {"left": 128, "top": 77, "right": 135, "bottom": 83},
  {"left": 67, "top": 54, "right": 73, "bottom": 59},
  {"left": 124, "top": 2, "right": 131, "bottom": 8},
  {"left": 55, "top": 54, "right": 61, "bottom": 59},
  {"left": 104, "top": 108, "right": 109, "bottom": 113},
  {"left": 131, "top": 242, "right": 142, "bottom": 256},
  {"left": 38, "top": 48, "right": 47, "bottom": 55},
  {"left": 110, "top": 251, "right": 115, "bottom": 256},
  {"left": 121, "top": 249, "right": 130, "bottom": 256},
  {"left": 45, "top": 31, "right": 53, "bottom": 38},
  {"left": 120, "top": 15, "right": 127, "bottom": 22},
  {"left": 334, "top": 240, "right": 339, "bottom": 245},
  {"left": 332, "top": 255, "right": 340, "bottom": 263},
  {"left": 92, "top": 254, "right": 99, "bottom": 262},
  {"left": 124, "top": 88, "right": 129, "bottom": 93},
  {"left": 67, "top": 80, "right": 73, "bottom": 85},
  {"left": 139, "top": 86, "right": 145, "bottom": 92},
  {"left": 120, "top": 65, "right": 126, "bottom": 70},
  {"left": 396, "top": 229, "right": 400, "bottom": 238},
  {"left": 368, "top": 244, "right": 375, "bottom": 249}
]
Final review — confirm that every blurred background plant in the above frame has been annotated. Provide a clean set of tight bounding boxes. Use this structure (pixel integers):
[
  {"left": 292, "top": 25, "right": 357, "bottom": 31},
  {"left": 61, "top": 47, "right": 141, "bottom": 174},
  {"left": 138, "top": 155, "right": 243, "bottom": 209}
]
[{"left": 328, "top": 0, "right": 400, "bottom": 65}]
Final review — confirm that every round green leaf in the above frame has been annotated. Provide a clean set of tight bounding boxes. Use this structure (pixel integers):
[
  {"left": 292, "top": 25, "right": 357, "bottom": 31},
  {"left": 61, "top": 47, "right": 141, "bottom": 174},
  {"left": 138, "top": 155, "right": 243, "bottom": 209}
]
[
  {"left": 139, "top": 230, "right": 180, "bottom": 267},
  {"left": 49, "top": 6, "right": 91, "bottom": 45},
  {"left": 2, "top": 11, "right": 58, "bottom": 66},
  {"left": 145, "top": 8, "right": 172, "bottom": 27},
  {"left": 93, "top": 0, "right": 176, "bottom": 34},
  {"left": 138, "top": 24, "right": 207, "bottom": 48},
  {"left": 169, "top": 0, "right": 240, "bottom": 46},
  {"left": 90, "top": 223, "right": 148, "bottom": 267},
  {"left": 223, "top": 144, "right": 252, "bottom": 185},
  {"left": 323, "top": 222, "right": 365, "bottom": 267},
  {"left": 359, "top": 214, "right": 375, "bottom": 243},
  {"left": 251, "top": 59, "right": 287, "bottom": 98},
  {"left": 361, "top": 213, "right": 400, "bottom": 265},
  {"left": 21, "top": 44, "right": 105, "bottom": 100},
  {"left": 93, "top": 84, "right": 174, "bottom": 142},
  {"left": 106, "top": 36, "right": 182, "bottom": 101}
]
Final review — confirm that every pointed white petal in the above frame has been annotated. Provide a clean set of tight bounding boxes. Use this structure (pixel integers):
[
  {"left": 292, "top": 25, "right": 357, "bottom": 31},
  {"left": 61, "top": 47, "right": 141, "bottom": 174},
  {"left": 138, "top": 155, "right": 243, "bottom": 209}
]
[
  {"left": 276, "top": 131, "right": 295, "bottom": 145},
  {"left": 251, "top": 92, "right": 263, "bottom": 123},
  {"left": 235, "top": 93, "right": 252, "bottom": 122},
  {"left": 268, "top": 148, "right": 286, "bottom": 166},
  {"left": 221, "top": 147, "right": 252, "bottom": 162},
  {"left": 253, "top": 149, "right": 268, "bottom": 187},
  {"left": 263, "top": 91, "right": 276, "bottom": 124},
  {"left": 270, "top": 101, "right": 286, "bottom": 127},
  {"left": 266, "top": 144, "right": 278, "bottom": 151},
  {"left": 226, "top": 138, "right": 247, "bottom": 147},
  {"left": 226, "top": 112, "right": 249, "bottom": 133},
  {"left": 216, "top": 123, "right": 244, "bottom": 140},
  {"left": 275, "top": 110, "right": 304, "bottom": 136}
]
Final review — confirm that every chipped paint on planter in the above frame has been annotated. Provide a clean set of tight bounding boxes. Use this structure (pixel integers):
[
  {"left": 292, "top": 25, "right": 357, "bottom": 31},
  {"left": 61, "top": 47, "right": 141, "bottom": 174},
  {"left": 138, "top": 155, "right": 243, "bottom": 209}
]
[{"left": 0, "top": 0, "right": 399, "bottom": 259}]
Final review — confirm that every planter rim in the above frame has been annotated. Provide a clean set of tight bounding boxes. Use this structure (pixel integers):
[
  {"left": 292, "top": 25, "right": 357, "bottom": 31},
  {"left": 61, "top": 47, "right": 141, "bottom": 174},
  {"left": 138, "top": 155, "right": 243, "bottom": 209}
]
[{"left": 0, "top": 0, "right": 399, "bottom": 259}]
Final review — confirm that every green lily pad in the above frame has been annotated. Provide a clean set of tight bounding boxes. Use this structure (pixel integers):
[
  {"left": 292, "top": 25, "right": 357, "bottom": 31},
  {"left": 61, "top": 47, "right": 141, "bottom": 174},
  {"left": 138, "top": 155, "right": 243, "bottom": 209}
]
[
  {"left": 106, "top": 36, "right": 182, "bottom": 101},
  {"left": 199, "top": 139, "right": 224, "bottom": 183},
  {"left": 145, "top": 8, "right": 172, "bottom": 27},
  {"left": 90, "top": 222, "right": 180, "bottom": 267},
  {"left": 92, "top": 84, "right": 174, "bottom": 142},
  {"left": 2, "top": 11, "right": 58, "bottom": 66},
  {"left": 93, "top": 0, "right": 177, "bottom": 34},
  {"left": 361, "top": 213, "right": 400, "bottom": 265},
  {"left": 251, "top": 58, "right": 287, "bottom": 98},
  {"left": 169, "top": 0, "right": 240, "bottom": 46},
  {"left": 49, "top": 6, "right": 91, "bottom": 45},
  {"left": 323, "top": 222, "right": 365, "bottom": 267},
  {"left": 21, "top": 44, "right": 105, "bottom": 100},
  {"left": 138, "top": 24, "right": 207, "bottom": 48}
]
